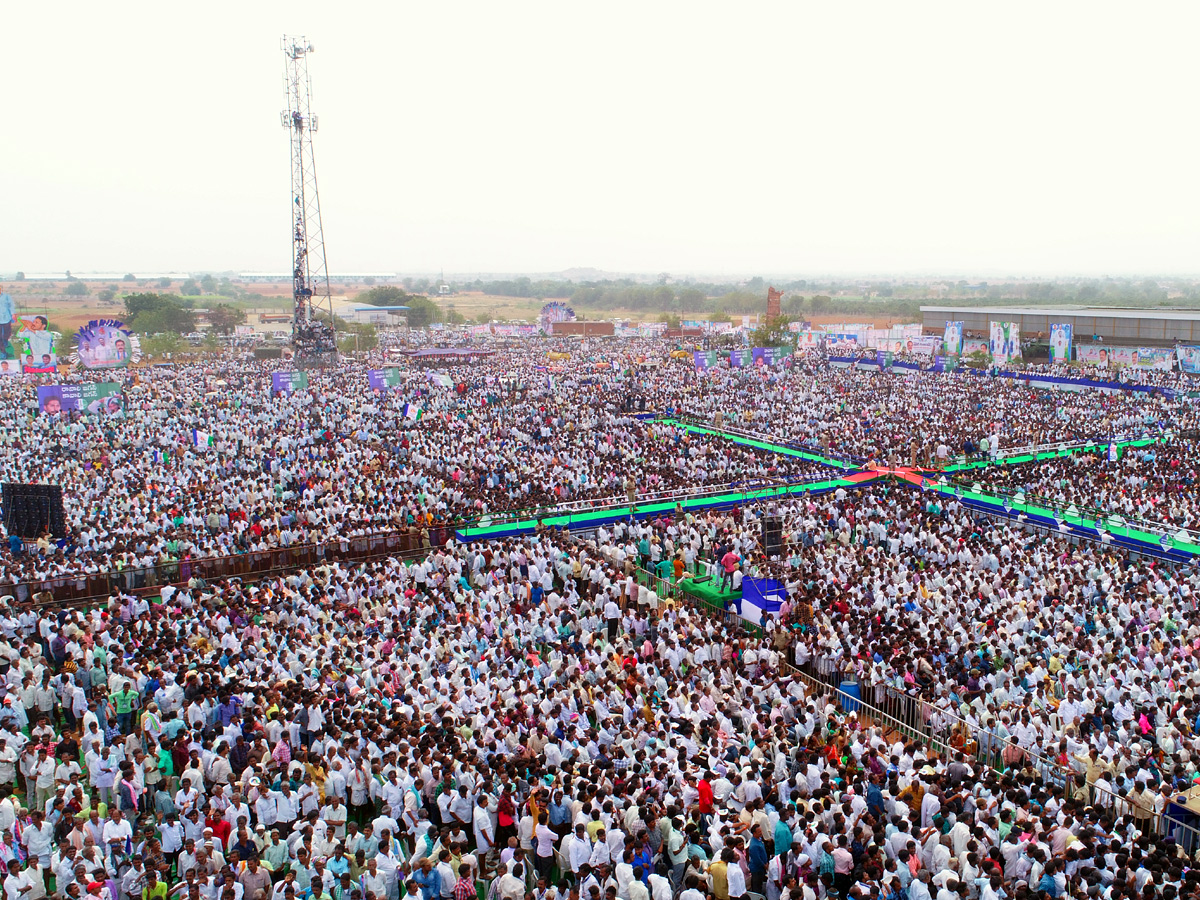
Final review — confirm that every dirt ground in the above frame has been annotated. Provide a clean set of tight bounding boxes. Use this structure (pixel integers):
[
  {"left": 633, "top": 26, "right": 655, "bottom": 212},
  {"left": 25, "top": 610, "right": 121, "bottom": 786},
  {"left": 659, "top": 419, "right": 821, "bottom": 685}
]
[{"left": 0, "top": 281, "right": 910, "bottom": 333}]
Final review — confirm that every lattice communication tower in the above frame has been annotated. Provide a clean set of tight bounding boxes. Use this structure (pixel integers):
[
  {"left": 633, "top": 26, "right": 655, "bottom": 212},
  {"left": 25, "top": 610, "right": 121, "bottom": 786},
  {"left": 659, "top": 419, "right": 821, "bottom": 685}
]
[{"left": 280, "top": 36, "right": 337, "bottom": 358}]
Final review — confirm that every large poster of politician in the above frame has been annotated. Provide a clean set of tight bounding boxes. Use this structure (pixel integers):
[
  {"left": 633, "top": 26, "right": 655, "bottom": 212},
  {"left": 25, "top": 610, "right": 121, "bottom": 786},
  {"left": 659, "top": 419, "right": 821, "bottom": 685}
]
[
  {"left": 14, "top": 316, "right": 57, "bottom": 373},
  {"left": 74, "top": 319, "right": 141, "bottom": 370},
  {"left": 943, "top": 321, "right": 963, "bottom": 356},
  {"left": 989, "top": 321, "right": 1021, "bottom": 365},
  {"left": 1049, "top": 323, "right": 1073, "bottom": 363}
]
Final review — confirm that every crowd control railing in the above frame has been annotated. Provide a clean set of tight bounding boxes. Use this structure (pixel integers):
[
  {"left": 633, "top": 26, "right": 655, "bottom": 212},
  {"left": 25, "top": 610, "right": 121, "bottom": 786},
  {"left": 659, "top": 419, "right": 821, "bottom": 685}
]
[
  {"left": 11, "top": 529, "right": 436, "bottom": 609},
  {"left": 668, "top": 413, "right": 867, "bottom": 468},
  {"left": 944, "top": 472, "right": 1200, "bottom": 549},
  {"left": 458, "top": 473, "right": 836, "bottom": 535}
]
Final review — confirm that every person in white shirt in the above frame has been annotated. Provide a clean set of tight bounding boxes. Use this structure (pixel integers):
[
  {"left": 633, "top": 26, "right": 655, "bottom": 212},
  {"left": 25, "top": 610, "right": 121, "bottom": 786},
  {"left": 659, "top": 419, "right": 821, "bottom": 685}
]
[
  {"left": 3, "top": 859, "right": 32, "bottom": 900},
  {"left": 472, "top": 796, "right": 494, "bottom": 863},
  {"left": 726, "top": 854, "right": 747, "bottom": 900},
  {"left": 0, "top": 742, "right": 16, "bottom": 790},
  {"left": 101, "top": 810, "right": 133, "bottom": 859},
  {"left": 22, "top": 812, "right": 54, "bottom": 867},
  {"left": 320, "top": 797, "right": 348, "bottom": 839}
]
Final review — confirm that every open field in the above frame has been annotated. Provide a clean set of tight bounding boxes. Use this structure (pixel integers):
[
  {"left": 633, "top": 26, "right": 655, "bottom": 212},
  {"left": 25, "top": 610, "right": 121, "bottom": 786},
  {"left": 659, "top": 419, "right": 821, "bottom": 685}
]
[{"left": 0, "top": 280, "right": 912, "bottom": 332}]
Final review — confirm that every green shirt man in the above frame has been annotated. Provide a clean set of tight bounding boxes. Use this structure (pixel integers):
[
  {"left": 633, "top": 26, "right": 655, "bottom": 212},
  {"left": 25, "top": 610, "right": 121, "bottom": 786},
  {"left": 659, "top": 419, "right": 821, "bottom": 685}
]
[{"left": 112, "top": 687, "right": 138, "bottom": 715}]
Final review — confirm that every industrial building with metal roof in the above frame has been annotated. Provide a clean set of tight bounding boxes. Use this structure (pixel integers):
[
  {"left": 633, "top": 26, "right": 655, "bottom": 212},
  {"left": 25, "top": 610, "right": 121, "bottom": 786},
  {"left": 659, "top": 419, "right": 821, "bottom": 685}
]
[{"left": 921, "top": 305, "right": 1200, "bottom": 345}]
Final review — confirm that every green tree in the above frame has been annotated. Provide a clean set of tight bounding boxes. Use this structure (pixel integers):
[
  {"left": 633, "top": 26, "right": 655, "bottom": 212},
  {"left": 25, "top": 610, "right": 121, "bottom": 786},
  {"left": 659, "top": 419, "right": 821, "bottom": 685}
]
[
  {"left": 142, "top": 332, "right": 184, "bottom": 358},
  {"left": 199, "top": 274, "right": 217, "bottom": 294},
  {"left": 124, "top": 293, "right": 197, "bottom": 333},
  {"left": 157, "top": 277, "right": 172, "bottom": 289},
  {"left": 749, "top": 316, "right": 794, "bottom": 348},
  {"left": 356, "top": 285, "right": 417, "bottom": 306},
  {"left": 362, "top": 276, "right": 376, "bottom": 286},
  {"left": 964, "top": 349, "right": 990, "bottom": 369},
  {"left": 98, "top": 290, "right": 115, "bottom": 302},
  {"left": 123, "top": 273, "right": 136, "bottom": 282},
  {"left": 404, "top": 295, "right": 441, "bottom": 328},
  {"left": 201, "top": 331, "right": 222, "bottom": 353},
  {"left": 657, "top": 312, "right": 681, "bottom": 329},
  {"left": 207, "top": 304, "right": 247, "bottom": 335},
  {"left": 809, "top": 295, "right": 831, "bottom": 317},
  {"left": 65, "top": 281, "right": 90, "bottom": 296},
  {"left": 180, "top": 279, "right": 200, "bottom": 296},
  {"left": 337, "top": 322, "right": 378, "bottom": 353},
  {"left": 14, "top": 272, "right": 24, "bottom": 281}
]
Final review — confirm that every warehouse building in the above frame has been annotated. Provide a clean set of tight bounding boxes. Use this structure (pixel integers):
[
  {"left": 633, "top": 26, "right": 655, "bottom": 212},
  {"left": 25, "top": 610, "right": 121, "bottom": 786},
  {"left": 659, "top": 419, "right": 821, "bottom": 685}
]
[{"left": 921, "top": 305, "right": 1200, "bottom": 346}]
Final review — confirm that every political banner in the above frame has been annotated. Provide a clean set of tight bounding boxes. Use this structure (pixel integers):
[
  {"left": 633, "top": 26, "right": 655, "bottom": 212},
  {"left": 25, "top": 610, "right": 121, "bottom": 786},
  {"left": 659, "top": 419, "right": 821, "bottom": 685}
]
[
  {"left": 490, "top": 324, "right": 539, "bottom": 338},
  {"left": 1077, "top": 346, "right": 1137, "bottom": 368},
  {"left": 989, "top": 321, "right": 1021, "bottom": 365},
  {"left": 692, "top": 350, "right": 718, "bottom": 370},
  {"left": 932, "top": 355, "right": 958, "bottom": 373},
  {"left": 877, "top": 350, "right": 894, "bottom": 369},
  {"left": 272, "top": 371, "right": 309, "bottom": 393},
  {"left": 908, "top": 336, "right": 942, "bottom": 356},
  {"left": 1177, "top": 346, "right": 1200, "bottom": 374},
  {"left": 963, "top": 339, "right": 988, "bottom": 358},
  {"left": 37, "top": 382, "right": 123, "bottom": 416},
  {"left": 752, "top": 346, "right": 791, "bottom": 367},
  {"left": 1136, "top": 347, "right": 1175, "bottom": 370},
  {"left": 1049, "top": 323, "right": 1073, "bottom": 363},
  {"left": 794, "top": 330, "right": 821, "bottom": 351},
  {"left": 729, "top": 349, "right": 753, "bottom": 368},
  {"left": 73, "top": 319, "right": 140, "bottom": 370},
  {"left": 367, "top": 368, "right": 402, "bottom": 390},
  {"left": 943, "top": 321, "right": 964, "bottom": 357},
  {"left": 9, "top": 316, "right": 58, "bottom": 373}
]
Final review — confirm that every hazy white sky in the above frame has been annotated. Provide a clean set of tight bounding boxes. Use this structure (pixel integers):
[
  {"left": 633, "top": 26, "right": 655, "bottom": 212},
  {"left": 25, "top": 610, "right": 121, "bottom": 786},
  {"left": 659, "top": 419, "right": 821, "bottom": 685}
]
[{"left": 5, "top": 2, "right": 1200, "bottom": 278}]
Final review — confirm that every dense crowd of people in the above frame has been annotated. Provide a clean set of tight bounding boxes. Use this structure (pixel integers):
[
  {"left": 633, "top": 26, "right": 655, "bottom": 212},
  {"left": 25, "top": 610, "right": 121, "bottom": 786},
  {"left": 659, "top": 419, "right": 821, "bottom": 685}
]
[
  {"left": 0, "top": 340, "right": 1195, "bottom": 591},
  {"left": 963, "top": 441, "right": 1200, "bottom": 536},
  {"left": 0, "top": 334, "right": 1194, "bottom": 900},
  {"left": 0, "top": 482, "right": 1196, "bottom": 900}
]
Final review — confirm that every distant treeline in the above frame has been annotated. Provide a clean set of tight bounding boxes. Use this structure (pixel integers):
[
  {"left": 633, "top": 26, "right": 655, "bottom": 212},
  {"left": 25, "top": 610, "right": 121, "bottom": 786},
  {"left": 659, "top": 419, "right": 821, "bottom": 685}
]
[{"left": 417, "top": 274, "right": 1200, "bottom": 319}]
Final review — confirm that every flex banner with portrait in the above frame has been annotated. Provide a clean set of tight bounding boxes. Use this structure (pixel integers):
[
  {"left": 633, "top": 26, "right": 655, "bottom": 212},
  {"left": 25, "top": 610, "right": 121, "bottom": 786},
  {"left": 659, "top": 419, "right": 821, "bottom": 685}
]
[
  {"left": 1178, "top": 346, "right": 1200, "bottom": 375},
  {"left": 74, "top": 320, "right": 142, "bottom": 370},
  {"left": 942, "top": 321, "right": 964, "bottom": 357},
  {"left": 37, "top": 382, "right": 123, "bottom": 416},
  {"left": 1049, "top": 323, "right": 1073, "bottom": 364},
  {"left": 988, "top": 321, "right": 1021, "bottom": 365},
  {"left": 1, "top": 316, "right": 59, "bottom": 373}
]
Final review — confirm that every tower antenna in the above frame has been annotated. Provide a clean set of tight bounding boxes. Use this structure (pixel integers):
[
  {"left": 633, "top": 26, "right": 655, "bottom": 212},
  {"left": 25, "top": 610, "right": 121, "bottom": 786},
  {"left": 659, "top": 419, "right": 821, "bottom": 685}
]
[{"left": 281, "top": 35, "right": 336, "bottom": 360}]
